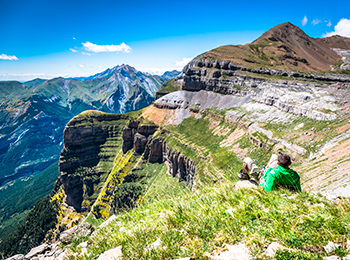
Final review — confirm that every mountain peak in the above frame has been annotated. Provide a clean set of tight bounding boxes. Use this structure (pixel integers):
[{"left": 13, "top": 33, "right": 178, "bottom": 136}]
[
  {"left": 253, "top": 22, "right": 308, "bottom": 43},
  {"left": 201, "top": 22, "right": 350, "bottom": 71}
]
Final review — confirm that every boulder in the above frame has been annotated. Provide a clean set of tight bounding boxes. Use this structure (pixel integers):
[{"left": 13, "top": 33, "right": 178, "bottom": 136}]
[
  {"left": 25, "top": 244, "right": 49, "bottom": 259},
  {"left": 265, "top": 242, "right": 285, "bottom": 258},
  {"left": 324, "top": 256, "right": 341, "bottom": 260},
  {"left": 208, "top": 243, "right": 252, "bottom": 260},
  {"left": 59, "top": 223, "right": 92, "bottom": 243},
  {"left": 235, "top": 180, "right": 257, "bottom": 190},
  {"left": 96, "top": 246, "right": 122, "bottom": 260},
  {"left": 99, "top": 215, "right": 118, "bottom": 228},
  {"left": 324, "top": 242, "right": 340, "bottom": 253},
  {"left": 5, "top": 254, "right": 25, "bottom": 260},
  {"left": 145, "top": 238, "right": 162, "bottom": 251}
]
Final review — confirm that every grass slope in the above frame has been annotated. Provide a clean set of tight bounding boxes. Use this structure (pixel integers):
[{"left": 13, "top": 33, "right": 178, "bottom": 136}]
[{"left": 67, "top": 184, "right": 350, "bottom": 259}]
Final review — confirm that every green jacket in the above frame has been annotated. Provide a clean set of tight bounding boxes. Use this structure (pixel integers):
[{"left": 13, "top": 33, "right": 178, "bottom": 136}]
[{"left": 260, "top": 165, "right": 301, "bottom": 192}]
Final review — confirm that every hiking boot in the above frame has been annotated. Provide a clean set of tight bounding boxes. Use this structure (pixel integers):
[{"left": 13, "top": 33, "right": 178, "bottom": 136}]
[
  {"left": 238, "top": 171, "right": 250, "bottom": 180},
  {"left": 250, "top": 178, "right": 259, "bottom": 185}
]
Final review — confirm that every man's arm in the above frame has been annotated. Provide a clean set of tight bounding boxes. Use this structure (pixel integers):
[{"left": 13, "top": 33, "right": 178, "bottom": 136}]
[{"left": 260, "top": 169, "right": 279, "bottom": 191}]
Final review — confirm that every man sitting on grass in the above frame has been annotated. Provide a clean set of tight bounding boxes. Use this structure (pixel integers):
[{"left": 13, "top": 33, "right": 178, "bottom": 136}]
[
  {"left": 239, "top": 154, "right": 301, "bottom": 192},
  {"left": 260, "top": 154, "right": 301, "bottom": 192}
]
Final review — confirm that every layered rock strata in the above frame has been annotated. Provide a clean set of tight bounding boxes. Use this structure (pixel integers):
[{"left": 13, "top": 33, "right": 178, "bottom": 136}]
[
  {"left": 59, "top": 113, "right": 129, "bottom": 211},
  {"left": 156, "top": 59, "right": 345, "bottom": 121},
  {"left": 185, "top": 59, "right": 350, "bottom": 83},
  {"left": 122, "top": 124, "right": 196, "bottom": 189}
]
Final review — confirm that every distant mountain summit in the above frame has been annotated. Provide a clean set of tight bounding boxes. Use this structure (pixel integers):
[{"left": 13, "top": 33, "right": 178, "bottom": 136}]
[
  {"left": 200, "top": 22, "right": 350, "bottom": 71},
  {"left": 161, "top": 70, "right": 181, "bottom": 80},
  {"left": 0, "top": 64, "right": 180, "bottom": 232},
  {"left": 0, "top": 64, "right": 173, "bottom": 185},
  {"left": 74, "top": 65, "right": 180, "bottom": 82}
]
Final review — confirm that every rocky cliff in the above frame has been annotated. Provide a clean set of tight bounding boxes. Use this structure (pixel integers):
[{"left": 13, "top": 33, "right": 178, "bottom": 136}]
[
  {"left": 122, "top": 123, "right": 197, "bottom": 189},
  {"left": 59, "top": 112, "right": 129, "bottom": 211},
  {"left": 0, "top": 65, "right": 181, "bottom": 241},
  {"left": 170, "top": 58, "right": 347, "bottom": 121},
  {"left": 58, "top": 110, "right": 197, "bottom": 214}
]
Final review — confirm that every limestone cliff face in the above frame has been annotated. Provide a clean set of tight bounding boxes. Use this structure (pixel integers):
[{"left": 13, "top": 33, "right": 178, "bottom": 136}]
[
  {"left": 122, "top": 124, "right": 197, "bottom": 189},
  {"left": 177, "top": 59, "right": 350, "bottom": 121},
  {"left": 59, "top": 111, "right": 196, "bottom": 211},
  {"left": 59, "top": 112, "right": 129, "bottom": 211},
  {"left": 183, "top": 59, "right": 350, "bottom": 94},
  {"left": 143, "top": 137, "right": 196, "bottom": 189}
]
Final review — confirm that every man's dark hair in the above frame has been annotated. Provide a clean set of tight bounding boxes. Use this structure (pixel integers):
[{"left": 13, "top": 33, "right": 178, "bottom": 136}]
[{"left": 278, "top": 154, "right": 291, "bottom": 168}]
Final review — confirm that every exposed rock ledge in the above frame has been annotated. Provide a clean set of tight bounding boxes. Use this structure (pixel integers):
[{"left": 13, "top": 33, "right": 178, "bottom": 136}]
[
  {"left": 59, "top": 113, "right": 129, "bottom": 211},
  {"left": 183, "top": 59, "right": 350, "bottom": 83},
  {"left": 122, "top": 125, "right": 196, "bottom": 189}
]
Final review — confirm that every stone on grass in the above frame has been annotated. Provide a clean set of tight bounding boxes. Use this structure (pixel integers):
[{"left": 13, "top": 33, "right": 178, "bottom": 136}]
[
  {"left": 343, "top": 255, "right": 350, "bottom": 260},
  {"left": 235, "top": 180, "right": 257, "bottom": 190},
  {"left": 55, "top": 250, "right": 68, "bottom": 260},
  {"left": 96, "top": 246, "right": 122, "bottom": 260},
  {"left": 25, "top": 243, "right": 49, "bottom": 259},
  {"left": 99, "top": 215, "right": 117, "bottom": 228},
  {"left": 145, "top": 238, "right": 162, "bottom": 251},
  {"left": 60, "top": 223, "right": 92, "bottom": 243},
  {"left": 225, "top": 208, "right": 236, "bottom": 215},
  {"left": 78, "top": 241, "right": 89, "bottom": 255},
  {"left": 324, "top": 256, "right": 341, "bottom": 260},
  {"left": 265, "top": 242, "right": 285, "bottom": 258},
  {"left": 172, "top": 258, "right": 192, "bottom": 260},
  {"left": 5, "top": 254, "right": 25, "bottom": 260},
  {"left": 209, "top": 243, "right": 252, "bottom": 260},
  {"left": 324, "top": 242, "right": 340, "bottom": 253},
  {"left": 347, "top": 240, "right": 350, "bottom": 249}
]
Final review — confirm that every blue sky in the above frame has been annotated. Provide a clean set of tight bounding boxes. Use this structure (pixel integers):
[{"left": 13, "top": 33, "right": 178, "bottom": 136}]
[{"left": 1, "top": 0, "right": 350, "bottom": 81}]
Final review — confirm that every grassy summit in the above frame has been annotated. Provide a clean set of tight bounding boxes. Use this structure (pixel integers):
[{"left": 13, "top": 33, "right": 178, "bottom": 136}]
[{"left": 67, "top": 184, "right": 350, "bottom": 259}]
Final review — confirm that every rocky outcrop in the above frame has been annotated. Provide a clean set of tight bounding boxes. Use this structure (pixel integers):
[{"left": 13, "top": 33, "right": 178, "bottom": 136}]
[
  {"left": 165, "top": 147, "right": 196, "bottom": 189},
  {"left": 122, "top": 127, "right": 197, "bottom": 189},
  {"left": 59, "top": 113, "right": 129, "bottom": 211},
  {"left": 159, "top": 59, "right": 343, "bottom": 121},
  {"left": 122, "top": 122, "right": 158, "bottom": 155},
  {"left": 183, "top": 59, "right": 350, "bottom": 94},
  {"left": 59, "top": 223, "right": 92, "bottom": 244}
]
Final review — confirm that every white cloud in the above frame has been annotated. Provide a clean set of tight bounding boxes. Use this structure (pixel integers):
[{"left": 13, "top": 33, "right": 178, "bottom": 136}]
[
  {"left": 302, "top": 16, "right": 308, "bottom": 26},
  {"left": 0, "top": 54, "right": 19, "bottom": 60},
  {"left": 82, "top": 41, "right": 132, "bottom": 53},
  {"left": 325, "top": 20, "right": 332, "bottom": 27},
  {"left": 79, "top": 65, "right": 84, "bottom": 68},
  {"left": 73, "top": 37, "right": 76, "bottom": 40},
  {"left": 312, "top": 19, "right": 321, "bottom": 25},
  {"left": 323, "top": 18, "right": 350, "bottom": 37},
  {"left": 140, "top": 57, "right": 194, "bottom": 75},
  {"left": 174, "top": 57, "right": 193, "bottom": 68},
  {"left": 82, "top": 52, "right": 93, "bottom": 56},
  {"left": 69, "top": 48, "right": 78, "bottom": 53},
  {"left": 141, "top": 67, "right": 173, "bottom": 75}
]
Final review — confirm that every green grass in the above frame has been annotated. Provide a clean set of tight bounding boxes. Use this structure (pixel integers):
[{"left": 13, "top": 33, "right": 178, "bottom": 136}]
[
  {"left": 156, "top": 78, "right": 182, "bottom": 97},
  {"left": 157, "top": 112, "right": 276, "bottom": 187},
  {"left": 66, "top": 185, "right": 350, "bottom": 259},
  {"left": 0, "top": 162, "right": 59, "bottom": 239},
  {"left": 261, "top": 116, "right": 348, "bottom": 157}
]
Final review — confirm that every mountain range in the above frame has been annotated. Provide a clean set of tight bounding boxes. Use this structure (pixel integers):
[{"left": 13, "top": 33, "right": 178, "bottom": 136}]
[
  {"left": 1, "top": 22, "right": 350, "bottom": 259},
  {"left": 0, "top": 65, "right": 179, "bottom": 239}
]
